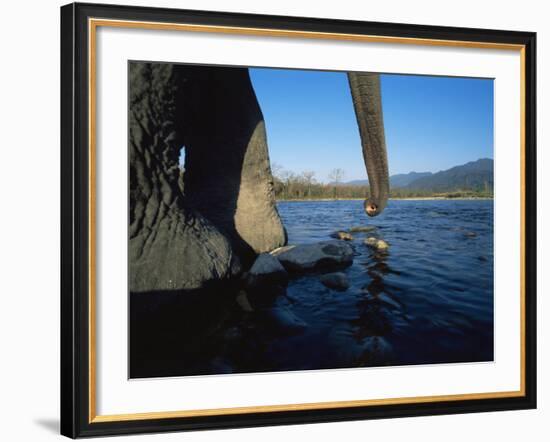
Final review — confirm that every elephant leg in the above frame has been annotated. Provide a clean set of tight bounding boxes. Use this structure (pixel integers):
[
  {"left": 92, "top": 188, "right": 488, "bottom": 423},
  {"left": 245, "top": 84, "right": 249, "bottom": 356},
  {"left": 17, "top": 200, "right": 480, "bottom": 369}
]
[
  {"left": 129, "top": 62, "right": 240, "bottom": 293},
  {"left": 183, "top": 66, "right": 287, "bottom": 262}
]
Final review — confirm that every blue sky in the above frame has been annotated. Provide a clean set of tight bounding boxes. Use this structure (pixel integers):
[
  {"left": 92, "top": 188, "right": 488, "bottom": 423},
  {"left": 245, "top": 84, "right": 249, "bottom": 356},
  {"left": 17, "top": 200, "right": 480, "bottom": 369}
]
[{"left": 249, "top": 68, "right": 493, "bottom": 182}]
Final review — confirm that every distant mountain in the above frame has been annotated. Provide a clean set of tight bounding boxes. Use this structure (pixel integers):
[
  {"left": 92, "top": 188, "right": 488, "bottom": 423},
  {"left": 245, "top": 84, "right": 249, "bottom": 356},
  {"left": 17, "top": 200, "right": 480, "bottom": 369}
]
[
  {"left": 343, "top": 179, "right": 369, "bottom": 186},
  {"left": 341, "top": 171, "right": 432, "bottom": 188},
  {"left": 391, "top": 171, "right": 433, "bottom": 188},
  {"left": 337, "top": 159, "right": 493, "bottom": 192},
  {"left": 405, "top": 158, "right": 493, "bottom": 191}
]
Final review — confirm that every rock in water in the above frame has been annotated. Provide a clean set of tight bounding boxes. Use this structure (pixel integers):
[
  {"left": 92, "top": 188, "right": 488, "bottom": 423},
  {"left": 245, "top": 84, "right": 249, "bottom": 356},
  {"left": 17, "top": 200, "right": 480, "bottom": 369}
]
[
  {"left": 270, "top": 245, "right": 296, "bottom": 256},
  {"left": 244, "top": 253, "right": 288, "bottom": 289},
  {"left": 349, "top": 225, "right": 377, "bottom": 233},
  {"left": 274, "top": 240, "right": 354, "bottom": 272},
  {"left": 330, "top": 231, "right": 354, "bottom": 241},
  {"left": 320, "top": 272, "right": 350, "bottom": 291},
  {"left": 365, "top": 237, "right": 389, "bottom": 250},
  {"left": 365, "top": 237, "right": 378, "bottom": 247}
]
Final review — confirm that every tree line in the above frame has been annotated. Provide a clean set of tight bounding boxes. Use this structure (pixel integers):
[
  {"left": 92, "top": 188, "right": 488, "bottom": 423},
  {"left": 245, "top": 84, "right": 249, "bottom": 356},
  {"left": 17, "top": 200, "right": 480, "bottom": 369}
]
[
  {"left": 271, "top": 166, "right": 366, "bottom": 200},
  {"left": 271, "top": 165, "right": 493, "bottom": 200}
]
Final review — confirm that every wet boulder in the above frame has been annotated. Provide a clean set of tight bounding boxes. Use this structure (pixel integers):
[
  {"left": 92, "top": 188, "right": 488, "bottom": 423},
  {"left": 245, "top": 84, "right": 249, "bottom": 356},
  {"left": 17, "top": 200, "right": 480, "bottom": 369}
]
[
  {"left": 330, "top": 231, "right": 353, "bottom": 241},
  {"left": 365, "top": 237, "right": 389, "bottom": 251},
  {"left": 272, "top": 240, "right": 354, "bottom": 272},
  {"left": 364, "top": 237, "right": 378, "bottom": 247},
  {"left": 244, "top": 253, "right": 288, "bottom": 289},
  {"left": 320, "top": 272, "right": 350, "bottom": 291},
  {"left": 270, "top": 245, "right": 296, "bottom": 255}
]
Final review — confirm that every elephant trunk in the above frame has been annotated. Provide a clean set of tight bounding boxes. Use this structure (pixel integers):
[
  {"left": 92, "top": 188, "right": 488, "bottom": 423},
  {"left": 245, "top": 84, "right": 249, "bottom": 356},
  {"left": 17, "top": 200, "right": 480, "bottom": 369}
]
[{"left": 348, "top": 72, "right": 390, "bottom": 216}]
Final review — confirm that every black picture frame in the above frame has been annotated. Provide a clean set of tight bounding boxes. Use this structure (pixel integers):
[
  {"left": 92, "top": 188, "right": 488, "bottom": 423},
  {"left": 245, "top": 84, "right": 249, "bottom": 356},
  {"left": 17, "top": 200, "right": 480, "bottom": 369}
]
[{"left": 61, "top": 2, "right": 537, "bottom": 438}]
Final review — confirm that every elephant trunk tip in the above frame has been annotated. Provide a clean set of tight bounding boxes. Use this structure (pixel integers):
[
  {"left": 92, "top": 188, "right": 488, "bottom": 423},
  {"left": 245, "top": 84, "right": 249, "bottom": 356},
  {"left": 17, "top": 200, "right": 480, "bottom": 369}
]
[
  {"left": 365, "top": 201, "right": 379, "bottom": 217},
  {"left": 364, "top": 198, "right": 387, "bottom": 217}
]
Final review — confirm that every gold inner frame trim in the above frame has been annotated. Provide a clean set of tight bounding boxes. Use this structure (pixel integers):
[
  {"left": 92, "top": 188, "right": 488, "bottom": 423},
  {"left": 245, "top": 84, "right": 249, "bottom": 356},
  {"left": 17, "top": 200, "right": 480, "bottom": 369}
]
[{"left": 88, "top": 17, "right": 527, "bottom": 424}]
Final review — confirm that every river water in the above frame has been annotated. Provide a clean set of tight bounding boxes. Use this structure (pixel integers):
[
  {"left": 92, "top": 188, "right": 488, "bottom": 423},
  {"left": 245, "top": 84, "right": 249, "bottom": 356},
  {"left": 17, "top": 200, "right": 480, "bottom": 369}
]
[{"left": 130, "top": 199, "right": 494, "bottom": 377}]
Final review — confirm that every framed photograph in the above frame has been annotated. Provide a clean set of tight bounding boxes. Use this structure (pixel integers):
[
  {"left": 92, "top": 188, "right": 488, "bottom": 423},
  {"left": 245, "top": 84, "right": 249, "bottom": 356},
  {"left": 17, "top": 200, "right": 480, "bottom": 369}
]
[{"left": 60, "top": 2, "right": 536, "bottom": 438}]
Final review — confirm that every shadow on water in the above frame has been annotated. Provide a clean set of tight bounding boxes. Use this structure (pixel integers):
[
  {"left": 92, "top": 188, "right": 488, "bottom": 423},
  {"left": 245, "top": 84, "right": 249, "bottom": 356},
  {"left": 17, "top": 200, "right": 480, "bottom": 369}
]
[
  {"left": 130, "top": 277, "right": 295, "bottom": 378},
  {"left": 130, "top": 280, "right": 240, "bottom": 378},
  {"left": 351, "top": 248, "right": 403, "bottom": 366}
]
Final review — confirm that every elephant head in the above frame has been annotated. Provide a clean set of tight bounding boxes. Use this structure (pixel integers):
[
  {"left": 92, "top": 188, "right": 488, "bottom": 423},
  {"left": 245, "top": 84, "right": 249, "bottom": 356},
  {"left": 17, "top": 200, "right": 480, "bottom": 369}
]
[{"left": 128, "top": 63, "right": 389, "bottom": 293}]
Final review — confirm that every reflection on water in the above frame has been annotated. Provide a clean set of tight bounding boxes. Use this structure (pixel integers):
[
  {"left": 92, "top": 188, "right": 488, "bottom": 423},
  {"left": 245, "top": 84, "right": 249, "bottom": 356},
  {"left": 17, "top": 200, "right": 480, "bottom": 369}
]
[{"left": 130, "top": 199, "right": 494, "bottom": 378}]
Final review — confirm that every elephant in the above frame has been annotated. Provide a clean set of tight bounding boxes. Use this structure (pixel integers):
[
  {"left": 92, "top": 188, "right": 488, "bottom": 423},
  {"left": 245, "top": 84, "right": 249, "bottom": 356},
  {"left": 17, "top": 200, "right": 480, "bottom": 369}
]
[{"left": 128, "top": 62, "right": 389, "bottom": 293}]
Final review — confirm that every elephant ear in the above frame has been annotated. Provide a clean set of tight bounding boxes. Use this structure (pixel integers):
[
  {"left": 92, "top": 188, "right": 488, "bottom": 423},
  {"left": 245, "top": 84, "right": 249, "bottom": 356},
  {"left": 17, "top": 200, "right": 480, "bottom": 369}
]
[{"left": 348, "top": 72, "right": 390, "bottom": 216}]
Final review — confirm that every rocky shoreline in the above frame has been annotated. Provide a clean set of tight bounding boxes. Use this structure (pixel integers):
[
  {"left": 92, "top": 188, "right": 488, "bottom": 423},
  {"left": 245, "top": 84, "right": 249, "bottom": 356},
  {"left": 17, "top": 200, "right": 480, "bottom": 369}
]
[{"left": 231, "top": 224, "right": 392, "bottom": 332}]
